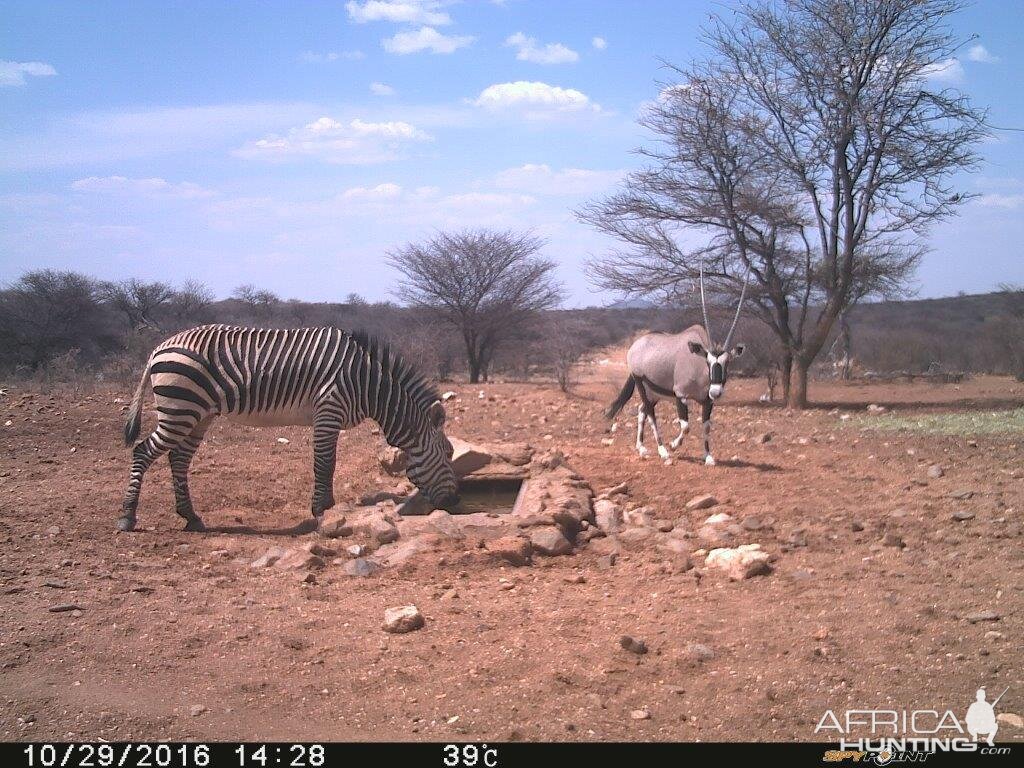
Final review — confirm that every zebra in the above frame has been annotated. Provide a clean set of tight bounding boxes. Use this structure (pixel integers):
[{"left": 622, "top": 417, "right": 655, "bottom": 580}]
[
  {"left": 117, "top": 324, "right": 459, "bottom": 533},
  {"left": 605, "top": 264, "right": 748, "bottom": 466}
]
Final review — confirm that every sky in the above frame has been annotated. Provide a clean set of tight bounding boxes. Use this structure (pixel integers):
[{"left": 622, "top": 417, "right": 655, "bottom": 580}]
[{"left": 1, "top": 0, "right": 1022, "bottom": 308}]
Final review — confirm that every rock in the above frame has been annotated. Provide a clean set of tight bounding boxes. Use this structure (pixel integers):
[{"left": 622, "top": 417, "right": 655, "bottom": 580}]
[
  {"left": 786, "top": 528, "right": 808, "bottom": 548},
  {"left": 534, "top": 449, "right": 565, "bottom": 471},
  {"left": 882, "top": 532, "right": 905, "bottom": 548},
  {"left": 630, "top": 709, "right": 651, "bottom": 720},
  {"left": 997, "top": 713, "right": 1023, "bottom": 729},
  {"left": 755, "top": 432, "right": 772, "bottom": 444},
  {"left": 965, "top": 610, "right": 1000, "bottom": 624},
  {"left": 189, "top": 705, "right": 207, "bottom": 717},
  {"left": 681, "top": 643, "right": 715, "bottom": 664},
  {"left": 596, "top": 553, "right": 617, "bottom": 570},
  {"left": 353, "top": 513, "right": 400, "bottom": 545},
  {"left": 274, "top": 550, "right": 325, "bottom": 571},
  {"left": 374, "top": 534, "right": 443, "bottom": 568},
  {"left": 600, "top": 437, "right": 614, "bottom": 447},
  {"left": 47, "top": 604, "right": 83, "bottom": 613},
  {"left": 251, "top": 546, "right": 288, "bottom": 568},
  {"left": 619, "top": 635, "right": 648, "bottom": 655},
  {"left": 949, "top": 489, "right": 974, "bottom": 500},
  {"left": 318, "top": 511, "right": 352, "bottom": 538},
  {"left": 303, "top": 542, "right": 336, "bottom": 558},
  {"left": 449, "top": 437, "right": 492, "bottom": 477},
  {"left": 383, "top": 605, "right": 424, "bottom": 634},
  {"left": 686, "top": 494, "right": 719, "bottom": 511},
  {"left": 599, "top": 482, "right": 629, "bottom": 498},
  {"left": 276, "top": 437, "right": 290, "bottom": 444},
  {"left": 704, "top": 512, "right": 733, "bottom": 525},
  {"left": 358, "top": 490, "right": 406, "bottom": 506},
  {"left": 927, "top": 464, "right": 944, "bottom": 479},
  {"left": 378, "top": 446, "right": 408, "bottom": 476},
  {"left": 623, "top": 506, "right": 654, "bottom": 528},
  {"left": 951, "top": 510, "right": 975, "bottom": 521},
  {"left": 741, "top": 516, "right": 764, "bottom": 531},
  {"left": 529, "top": 526, "right": 572, "bottom": 556},
  {"left": 45, "top": 525, "right": 60, "bottom": 536},
  {"left": 705, "top": 544, "right": 772, "bottom": 580},
  {"left": 851, "top": 521, "right": 865, "bottom": 532},
  {"left": 346, "top": 544, "right": 365, "bottom": 557},
  {"left": 593, "top": 499, "right": 623, "bottom": 534},
  {"left": 484, "top": 535, "right": 533, "bottom": 566},
  {"left": 618, "top": 527, "right": 656, "bottom": 548},
  {"left": 343, "top": 558, "right": 381, "bottom": 577},
  {"left": 866, "top": 403, "right": 886, "bottom": 414}
]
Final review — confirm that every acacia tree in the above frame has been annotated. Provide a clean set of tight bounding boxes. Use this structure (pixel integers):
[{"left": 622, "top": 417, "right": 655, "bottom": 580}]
[
  {"left": 101, "top": 278, "right": 175, "bottom": 332},
  {"left": 387, "top": 230, "right": 563, "bottom": 383},
  {"left": 583, "top": 0, "right": 986, "bottom": 407}
]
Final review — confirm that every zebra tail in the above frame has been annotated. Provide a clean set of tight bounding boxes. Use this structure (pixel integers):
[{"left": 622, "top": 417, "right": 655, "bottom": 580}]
[
  {"left": 124, "top": 358, "right": 152, "bottom": 446},
  {"left": 605, "top": 375, "right": 636, "bottom": 419}
]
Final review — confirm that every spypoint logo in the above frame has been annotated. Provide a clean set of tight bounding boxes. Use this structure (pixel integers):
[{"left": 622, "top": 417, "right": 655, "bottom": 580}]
[{"left": 816, "top": 685, "right": 1012, "bottom": 760}]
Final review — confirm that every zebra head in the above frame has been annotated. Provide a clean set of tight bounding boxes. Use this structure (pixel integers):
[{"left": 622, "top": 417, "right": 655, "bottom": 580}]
[
  {"left": 404, "top": 400, "right": 460, "bottom": 510},
  {"left": 687, "top": 341, "right": 745, "bottom": 400}
]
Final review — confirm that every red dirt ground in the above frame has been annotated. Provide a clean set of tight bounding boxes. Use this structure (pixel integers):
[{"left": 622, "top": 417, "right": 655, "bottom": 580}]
[{"left": 1, "top": 357, "right": 1022, "bottom": 742}]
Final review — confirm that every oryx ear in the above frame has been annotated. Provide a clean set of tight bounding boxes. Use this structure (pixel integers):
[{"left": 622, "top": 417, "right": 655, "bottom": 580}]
[
  {"left": 730, "top": 344, "right": 745, "bottom": 358},
  {"left": 687, "top": 341, "right": 706, "bottom": 356},
  {"left": 427, "top": 400, "right": 446, "bottom": 428}
]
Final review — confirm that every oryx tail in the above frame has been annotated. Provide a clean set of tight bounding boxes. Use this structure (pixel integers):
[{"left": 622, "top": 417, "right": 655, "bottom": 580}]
[{"left": 605, "top": 375, "right": 636, "bottom": 419}]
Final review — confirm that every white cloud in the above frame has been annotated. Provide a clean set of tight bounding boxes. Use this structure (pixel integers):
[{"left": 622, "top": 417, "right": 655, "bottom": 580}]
[
  {"left": 921, "top": 57, "right": 965, "bottom": 84},
  {"left": 591, "top": 37, "right": 607, "bottom": 51},
  {"left": 0, "top": 60, "right": 57, "bottom": 87},
  {"left": 493, "top": 164, "right": 621, "bottom": 195},
  {"left": 967, "top": 44, "right": 998, "bottom": 64},
  {"left": 472, "top": 81, "right": 600, "bottom": 117},
  {"left": 383, "top": 26, "right": 474, "bottom": 54},
  {"left": 339, "top": 182, "right": 404, "bottom": 201},
  {"left": 234, "top": 116, "right": 432, "bottom": 164},
  {"left": 346, "top": 1, "right": 451, "bottom": 25},
  {"left": 70, "top": 176, "right": 216, "bottom": 200},
  {"left": 504, "top": 32, "right": 579, "bottom": 65},
  {"left": 370, "top": 81, "right": 397, "bottom": 96},
  {"left": 301, "top": 50, "right": 365, "bottom": 62},
  {"left": 976, "top": 193, "right": 1024, "bottom": 210}
]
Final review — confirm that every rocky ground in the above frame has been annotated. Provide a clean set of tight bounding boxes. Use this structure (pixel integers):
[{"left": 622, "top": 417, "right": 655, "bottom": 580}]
[{"left": 1, "top": 359, "right": 1022, "bottom": 742}]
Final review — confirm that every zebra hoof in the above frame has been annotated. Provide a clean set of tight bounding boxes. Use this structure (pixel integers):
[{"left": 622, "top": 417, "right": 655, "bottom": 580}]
[
  {"left": 657, "top": 446, "right": 671, "bottom": 460},
  {"left": 115, "top": 516, "right": 137, "bottom": 532},
  {"left": 183, "top": 517, "right": 207, "bottom": 532},
  {"left": 704, "top": 455, "right": 716, "bottom": 466}
]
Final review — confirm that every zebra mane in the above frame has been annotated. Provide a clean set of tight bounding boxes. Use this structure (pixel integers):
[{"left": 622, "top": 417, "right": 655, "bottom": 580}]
[{"left": 349, "top": 330, "right": 440, "bottom": 416}]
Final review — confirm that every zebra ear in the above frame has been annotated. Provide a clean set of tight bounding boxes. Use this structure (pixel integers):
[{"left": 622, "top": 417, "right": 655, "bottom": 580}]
[
  {"left": 428, "top": 400, "right": 446, "bottom": 428},
  {"left": 687, "top": 341, "right": 706, "bottom": 356}
]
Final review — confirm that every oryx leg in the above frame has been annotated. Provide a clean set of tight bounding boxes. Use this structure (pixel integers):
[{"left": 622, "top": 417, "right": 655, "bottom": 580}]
[
  {"left": 637, "top": 381, "right": 669, "bottom": 460},
  {"left": 701, "top": 399, "right": 715, "bottom": 466},
  {"left": 670, "top": 398, "right": 690, "bottom": 450},
  {"left": 168, "top": 417, "right": 213, "bottom": 532},
  {"left": 635, "top": 403, "right": 650, "bottom": 458}
]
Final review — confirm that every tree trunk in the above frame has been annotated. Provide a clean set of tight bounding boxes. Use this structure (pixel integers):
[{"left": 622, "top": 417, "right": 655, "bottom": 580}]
[
  {"left": 781, "top": 351, "right": 794, "bottom": 401},
  {"left": 788, "top": 358, "right": 810, "bottom": 409}
]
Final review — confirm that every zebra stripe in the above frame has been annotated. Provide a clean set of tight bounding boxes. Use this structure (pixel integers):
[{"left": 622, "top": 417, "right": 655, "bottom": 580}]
[{"left": 118, "top": 324, "right": 458, "bottom": 532}]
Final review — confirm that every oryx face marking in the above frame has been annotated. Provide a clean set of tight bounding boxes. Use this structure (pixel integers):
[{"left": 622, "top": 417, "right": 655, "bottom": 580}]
[{"left": 688, "top": 342, "right": 745, "bottom": 401}]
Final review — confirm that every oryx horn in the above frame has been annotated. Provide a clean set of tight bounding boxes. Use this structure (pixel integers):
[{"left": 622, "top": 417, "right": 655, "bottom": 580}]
[{"left": 722, "top": 264, "right": 751, "bottom": 351}]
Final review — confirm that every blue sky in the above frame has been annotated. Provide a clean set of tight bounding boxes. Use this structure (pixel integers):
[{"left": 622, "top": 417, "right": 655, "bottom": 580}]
[{"left": 1, "top": 0, "right": 1022, "bottom": 307}]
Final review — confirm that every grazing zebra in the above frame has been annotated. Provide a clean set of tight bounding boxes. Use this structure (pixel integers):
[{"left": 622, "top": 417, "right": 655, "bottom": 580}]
[
  {"left": 118, "top": 325, "right": 459, "bottom": 532},
  {"left": 606, "top": 264, "right": 748, "bottom": 466}
]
